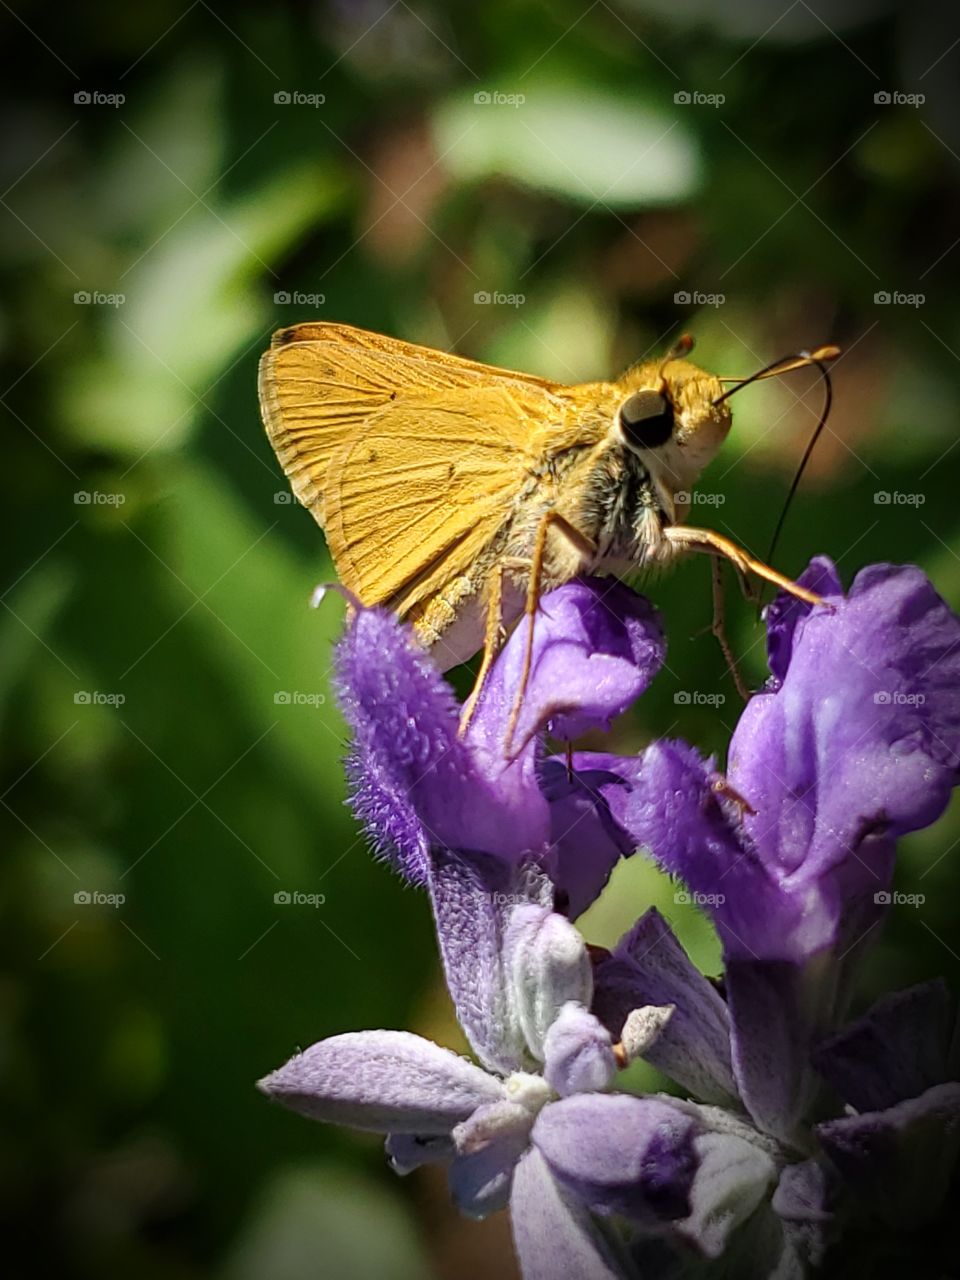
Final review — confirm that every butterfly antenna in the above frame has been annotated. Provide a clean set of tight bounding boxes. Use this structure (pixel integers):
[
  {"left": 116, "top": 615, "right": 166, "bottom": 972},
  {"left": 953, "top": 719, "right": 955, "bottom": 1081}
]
[{"left": 763, "top": 350, "right": 836, "bottom": 574}]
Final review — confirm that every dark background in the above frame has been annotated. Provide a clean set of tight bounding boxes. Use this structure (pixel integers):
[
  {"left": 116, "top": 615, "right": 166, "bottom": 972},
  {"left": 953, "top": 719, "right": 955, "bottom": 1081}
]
[{"left": 2, "top": 1, "right": 959, "bottom": 1276}]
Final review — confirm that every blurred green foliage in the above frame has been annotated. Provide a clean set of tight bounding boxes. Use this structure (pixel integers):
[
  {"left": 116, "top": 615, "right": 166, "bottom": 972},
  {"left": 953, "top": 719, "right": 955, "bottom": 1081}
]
[{"left": 2, "top": 1, "right": 959, "bottom": 1276}]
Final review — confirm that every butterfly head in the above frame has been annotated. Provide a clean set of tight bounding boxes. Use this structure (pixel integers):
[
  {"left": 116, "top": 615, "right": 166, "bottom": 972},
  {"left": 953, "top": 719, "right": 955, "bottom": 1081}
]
[{"left": 614, "top": 357, "right": 732, "bottom": 516}]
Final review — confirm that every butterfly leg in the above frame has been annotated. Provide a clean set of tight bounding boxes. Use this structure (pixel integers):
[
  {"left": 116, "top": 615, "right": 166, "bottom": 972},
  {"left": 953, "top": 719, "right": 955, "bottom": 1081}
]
[
  {"left": 710, "top": 555, "right": 751, "bottom": 703},
  {"left": 458, "top": 567, "right": 507, "bottom": 738},
  {"left": 505, "top": 511, "right": 596, "bottom": 758},
  {"left": 663, "top": 525, "right": 823, "bottom": 606}
]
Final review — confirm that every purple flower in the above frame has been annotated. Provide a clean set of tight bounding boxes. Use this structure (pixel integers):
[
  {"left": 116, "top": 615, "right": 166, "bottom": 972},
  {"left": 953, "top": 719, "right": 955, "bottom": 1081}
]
[
  {"left": 813, "top": 979, "right": 960, "bottom": 1230},
  {"left": 590, "top": 559, "right": 960, "bottom": 1140},
  {"left": 260, "top": 848, "right": 701, "bottom": 1278},
  {"left": 336, "top": 576, "right": 665, "bottom": 917},
  {"left": 263, "top": 558, "right": 960, "bottom": 1277}
]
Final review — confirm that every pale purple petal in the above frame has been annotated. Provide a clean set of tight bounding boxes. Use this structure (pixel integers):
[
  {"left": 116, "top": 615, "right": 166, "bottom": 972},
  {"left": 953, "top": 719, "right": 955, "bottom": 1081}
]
[
  {"left": 592, "top": 908, "right": 739, "bottom": 1106},
  {"left": 428, "top": 846, "right": 533, "bottom": 1074},
  {"left": 510, "top": 1147, "right": 633, "bottom": 1280},
  {"left": 812, "top": 979, "right": 955, "bottom": 1112},
  {"left": 532, "top": 1093, "right": 698, "bottom": 1224},
  {"left": 258, "top": 1030, "right": 503, "bottom": 1133},
  {"left": 542, "top": 1003, "right": 616, "bottom": 1097},
  {"left": 449, "top": 1100, "right": 534, "bottom": 1218},
  {"left": 504, "top": 904, "right": 592, "bottom": 1061},
  {"left": 817, "top": 1082, "right": 960, "bottom": 1228},
  {"left": 677, "top": 1131, "right": 777, "bottom": 1258}
]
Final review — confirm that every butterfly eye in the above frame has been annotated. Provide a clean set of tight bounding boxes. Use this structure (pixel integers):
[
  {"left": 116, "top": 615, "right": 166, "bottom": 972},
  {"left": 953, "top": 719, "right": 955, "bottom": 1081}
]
[{"left": 619, "top": 390, "right": 674, "bottom": 450}]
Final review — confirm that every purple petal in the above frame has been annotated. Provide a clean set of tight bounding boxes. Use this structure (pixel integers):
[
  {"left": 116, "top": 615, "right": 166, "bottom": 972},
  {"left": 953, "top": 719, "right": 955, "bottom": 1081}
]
[
  {"left": 510, "top": 1147, "right": 633, "bottom": 1280},
  {"left": 467, "top": 578, "right": 664, "bottom": 759},
  {"left": 817, "top": 1082, "right": 960, "bottom": 1228},
  {"left": 723, "top": 959, "right": 831, "bottom": 1143},
  {"left": 812, "top": 979, "right": 955, "bottom": 1113},
  {"left": 610, "top": 739, "right": 809, "bottom": 959},
  {"left": 592, "top": 908, "right": 738, "bottom": 1107},
  {"left": 449, "top": 1100, "right": 534, "bottom": 1218},
  {"left": 730, "top": 562, "right": 960, "bottom": 887},
  {"left": 764, "top": 555, "right": 843, "bottom": 686},
  {"left": 258, "top": 1030, "right": 503, "bottom": 1132},
  {"left": 677, "top": 1131, "right": 777, "bottom": 1258},
  {"left": 539, "top": 753, "right": 638, "bottom": 920},
  {"left": 428, "top": 847, "right": 537, "bottom": 1074},
  {"left": 532, "top": 1093, "right": 698, "bottom": 1225},
  {"left": 542, "top": 1004, "right": 616, "bottom": 1097},
  {"left": 504, "top": 904, "right": 592, "bottom": 1061},
  {"left": 336, "top": 607, "right": 548, "bottom": 879}
]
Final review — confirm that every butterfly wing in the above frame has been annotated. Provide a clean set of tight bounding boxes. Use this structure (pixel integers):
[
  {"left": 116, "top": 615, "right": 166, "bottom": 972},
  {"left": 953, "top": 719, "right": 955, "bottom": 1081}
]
[
  {"left": 323, "top": 387, "right": 545, "bottom": 613},
  {"left": 258, "top": 321, "right": 560, "bottom": 526}
]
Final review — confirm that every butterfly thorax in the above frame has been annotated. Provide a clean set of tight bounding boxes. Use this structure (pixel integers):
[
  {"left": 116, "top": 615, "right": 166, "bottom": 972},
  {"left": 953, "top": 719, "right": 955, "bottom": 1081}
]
[{"left": 577, "top": 444, "right": 672, "bottom": 568}]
